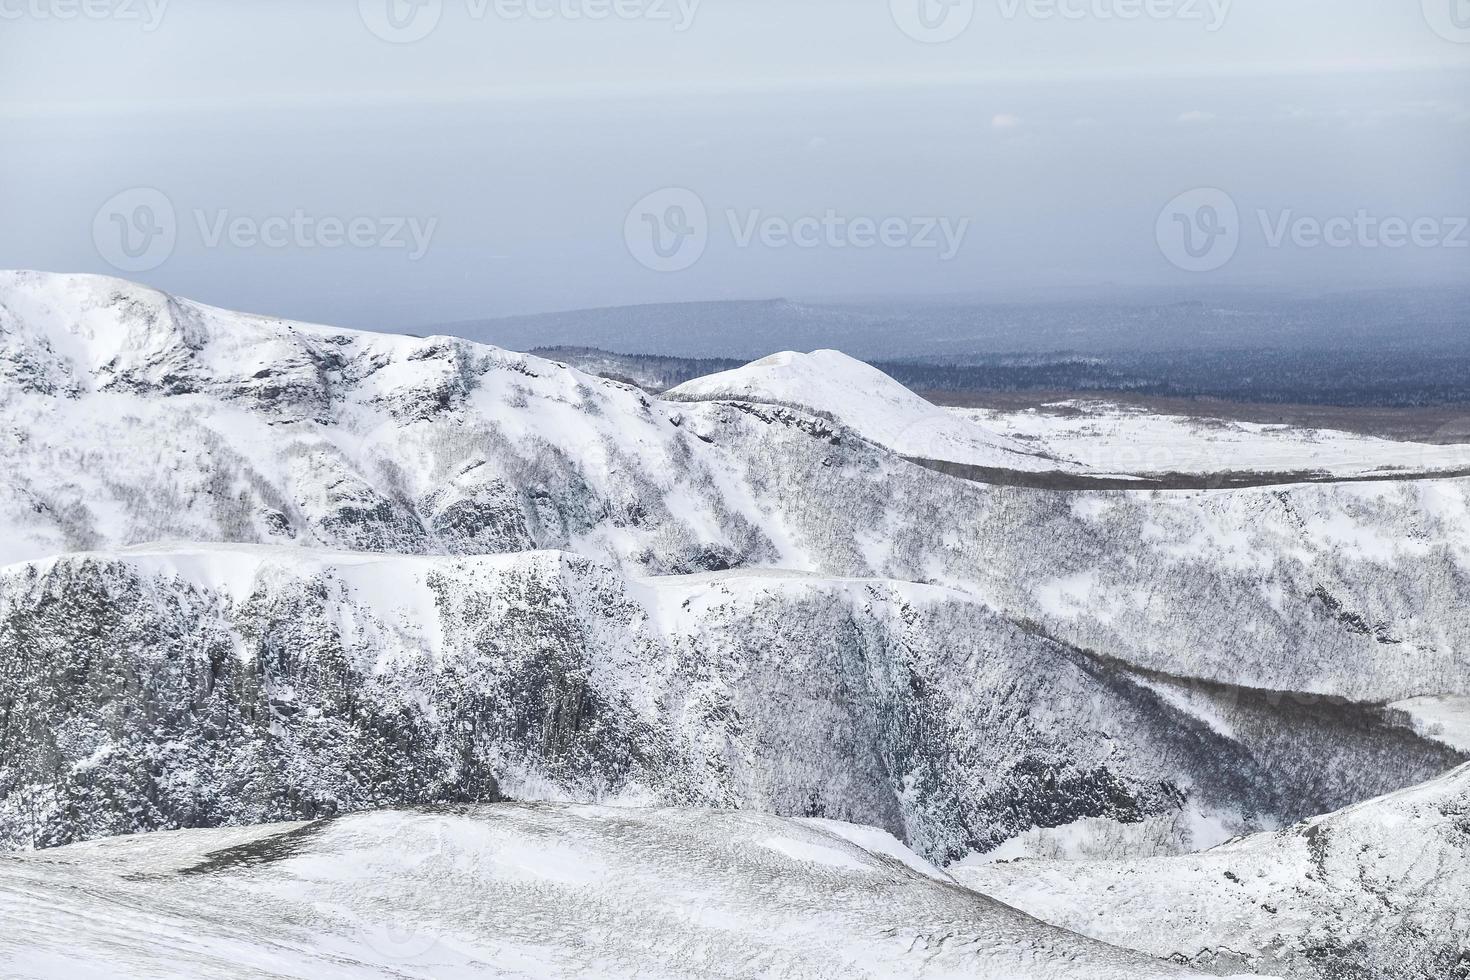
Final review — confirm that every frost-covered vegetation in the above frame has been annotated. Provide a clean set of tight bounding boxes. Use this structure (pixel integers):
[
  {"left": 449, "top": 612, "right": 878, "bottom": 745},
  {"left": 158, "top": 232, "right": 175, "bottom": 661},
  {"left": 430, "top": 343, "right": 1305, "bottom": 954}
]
[
  {"left": 956, "top": 763, "right": 1470, "bottom": 980},
  {"left": 6, "top": 546, "right": 1457, "bottom": 859}
]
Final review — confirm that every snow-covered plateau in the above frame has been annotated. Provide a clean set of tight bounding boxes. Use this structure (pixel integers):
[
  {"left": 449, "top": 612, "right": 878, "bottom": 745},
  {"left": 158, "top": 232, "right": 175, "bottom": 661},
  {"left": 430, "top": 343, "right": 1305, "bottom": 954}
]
[
  {"left": 0, "top": 271, "right": 1467, "bottom": 978},
  {"left": 955, "top": 401, "right": 1470, "bottom": 481}
]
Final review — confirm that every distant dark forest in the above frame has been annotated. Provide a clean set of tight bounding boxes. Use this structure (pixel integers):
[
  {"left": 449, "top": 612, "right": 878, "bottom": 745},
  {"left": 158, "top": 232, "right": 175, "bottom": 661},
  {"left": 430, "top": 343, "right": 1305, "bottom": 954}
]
[
  {"left": 880, "top": 350, "right": 1470, "bottom": 407},
  {"left": 468, "top": 286, "right": 1470, "bottom": 408}
]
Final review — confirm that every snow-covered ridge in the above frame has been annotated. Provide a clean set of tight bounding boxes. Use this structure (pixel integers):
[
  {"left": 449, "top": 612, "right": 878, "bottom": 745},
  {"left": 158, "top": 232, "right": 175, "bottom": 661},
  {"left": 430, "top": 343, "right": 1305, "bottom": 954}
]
[
  {"left": 0, "top": 270, "right": 790, "bottom": 572},
  {"left": 0, "top": 268, "right": 596, "bottom": 420},
  {"left": 0, "top": 803, "right": 1271, "bottom": 979},
  {"left": 953, "top": 763, "right": 1470, "bottom": 980},
  {"left": 1, "top": 269, "right": 450, "bottom": 397}
]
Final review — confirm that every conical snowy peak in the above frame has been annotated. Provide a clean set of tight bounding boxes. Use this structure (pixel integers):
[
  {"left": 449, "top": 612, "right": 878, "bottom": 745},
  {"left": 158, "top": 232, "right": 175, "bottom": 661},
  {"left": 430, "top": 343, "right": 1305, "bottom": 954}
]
[{"left": 668, "top": 348, "right": 1080, "bottom": 472}]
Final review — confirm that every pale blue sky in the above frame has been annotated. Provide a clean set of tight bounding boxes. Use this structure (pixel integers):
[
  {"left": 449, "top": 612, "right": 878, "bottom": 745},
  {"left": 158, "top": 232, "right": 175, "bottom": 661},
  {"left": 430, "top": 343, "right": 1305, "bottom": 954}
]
[{"left": 1, "top": 0, "right": 1466, "bottom": 328}]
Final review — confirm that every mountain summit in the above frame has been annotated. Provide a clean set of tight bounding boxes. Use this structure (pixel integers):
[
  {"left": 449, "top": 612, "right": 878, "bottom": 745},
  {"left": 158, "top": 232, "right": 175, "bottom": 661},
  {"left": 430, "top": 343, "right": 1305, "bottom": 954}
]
[{"left": 668, "top": 348, "right": 1078, "bottom": 472}]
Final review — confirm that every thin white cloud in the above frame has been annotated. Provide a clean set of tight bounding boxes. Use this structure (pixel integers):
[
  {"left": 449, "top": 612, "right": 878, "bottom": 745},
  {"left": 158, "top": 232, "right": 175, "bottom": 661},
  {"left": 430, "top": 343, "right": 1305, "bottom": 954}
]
[{"left": 6, "top": 59, "right": 1464, "bottom": 121}]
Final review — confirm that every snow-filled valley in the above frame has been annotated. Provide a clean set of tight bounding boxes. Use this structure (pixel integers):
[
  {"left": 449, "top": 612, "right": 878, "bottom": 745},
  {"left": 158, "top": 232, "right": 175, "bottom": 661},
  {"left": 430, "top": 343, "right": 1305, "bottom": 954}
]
[{"left": 1, "top": 271, "right": 1468, "bottom": 979}]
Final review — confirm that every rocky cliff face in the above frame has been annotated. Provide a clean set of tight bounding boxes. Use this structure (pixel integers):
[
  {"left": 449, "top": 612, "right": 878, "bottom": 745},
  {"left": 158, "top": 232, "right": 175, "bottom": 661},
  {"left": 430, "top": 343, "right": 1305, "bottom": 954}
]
[{"left": 1, "top": 546, "right": 1460, "bottom": 861}]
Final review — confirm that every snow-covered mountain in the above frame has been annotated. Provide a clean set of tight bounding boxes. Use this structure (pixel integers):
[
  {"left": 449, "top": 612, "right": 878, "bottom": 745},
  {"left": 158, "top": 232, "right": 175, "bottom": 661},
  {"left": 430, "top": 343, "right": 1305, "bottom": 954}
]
[
  {"left": 0, "top": 803, "right": 1280, "bottom": 979},
  {"left": 3, "top": 271, "right": 1470, "bottom": 978},
  {"left": 6, "top": 274, "right": 1469, "bottom": 700},
  {"left": 2, "top": 271, "right": 1469, "bottom": 897},
  {"left": 954, "top": 763, "right": 1470, "bottom": 980},
  {"left": 666, "top": 348, "right": 1081, "bottom": 472}
]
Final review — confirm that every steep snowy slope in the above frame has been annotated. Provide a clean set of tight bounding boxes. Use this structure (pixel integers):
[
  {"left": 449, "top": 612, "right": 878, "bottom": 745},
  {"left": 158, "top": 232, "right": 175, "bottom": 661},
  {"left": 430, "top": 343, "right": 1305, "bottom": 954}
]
[
  {"left": 666, "top": 349, "right": 1082, "bottom": 472},
  {"left": 953, "top": 763, "right": 1470, "bottom": 980},
  {"left": 0, "top": 270, "right": 787, "bottom": 572},
  {"left": 1, "top": 545, "right": 1460, "bottom": 860},
  {"left": 0, "top": 805, "right": 1273, "bottom": 980}
]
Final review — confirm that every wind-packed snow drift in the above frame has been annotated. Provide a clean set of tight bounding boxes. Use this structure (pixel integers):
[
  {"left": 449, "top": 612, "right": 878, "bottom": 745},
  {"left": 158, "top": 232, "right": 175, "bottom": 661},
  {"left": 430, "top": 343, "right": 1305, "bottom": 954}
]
[{"left": 0, "top": 803, "right": 1282, "bottom": 979}]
